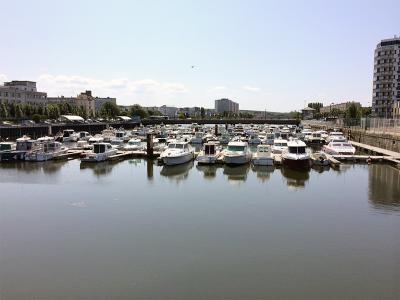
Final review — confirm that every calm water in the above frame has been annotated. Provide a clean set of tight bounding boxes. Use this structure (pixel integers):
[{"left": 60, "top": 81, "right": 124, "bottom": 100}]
[{"left": 0, "top": 160, "right": 399, "bottom": 300}]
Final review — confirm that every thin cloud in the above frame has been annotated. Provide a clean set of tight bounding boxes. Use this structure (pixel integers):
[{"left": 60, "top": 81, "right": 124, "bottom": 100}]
[
  {"left": 242, "top": 85, "right": 261, "bottom": 92},
  {"left": 36, "top": 74, "right": 188, "bottom": 105}
]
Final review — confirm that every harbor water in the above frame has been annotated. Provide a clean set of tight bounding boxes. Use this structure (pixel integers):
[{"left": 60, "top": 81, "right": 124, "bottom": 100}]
[{"left": 0, "top": 160, "right": 399, "bottom": 299}]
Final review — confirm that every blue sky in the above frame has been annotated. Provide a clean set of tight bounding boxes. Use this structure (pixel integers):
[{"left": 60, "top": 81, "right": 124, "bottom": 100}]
[{"left": 1, "top": 0, "right": 399, "bottom": 111}]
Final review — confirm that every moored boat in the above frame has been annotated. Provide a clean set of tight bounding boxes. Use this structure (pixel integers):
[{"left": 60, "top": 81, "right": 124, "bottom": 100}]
[
  {"left": 252, "top": 144, "right": 274, "bottom": 166},
  {"left": 196, "top": 142, "right": 221, "bottom": 164},
  {"left": 223, "top": 141, "right": 252, "bottom": 165},
  {"left": 282, "top": 139, "right": 310, "bottom": 169},
  {"left": 160, "top": 141, "right": 194, "bottom": 166},
  {"left": 81, "top": 142, "right": 117, "bottom": 162}
]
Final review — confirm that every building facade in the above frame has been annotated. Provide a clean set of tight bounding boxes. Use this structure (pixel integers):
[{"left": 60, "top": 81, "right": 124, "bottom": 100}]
[
  {"left": 215, "top": 98, "right": 239, "bottom": 113},
  {"left": 372, "top": 37, "right": 400, "bottom": 118},
  {"left": 158, "top": 105, "right": 179, "bottom": 118},
  {"left": 319, "top": 101, "right": 361, "bottom": 114},
  {"left": 0, "top": 81, "right": 47, "bottom": 104},
  {"left": 47, "top": 91, "right": 97, "bottom": 116}
]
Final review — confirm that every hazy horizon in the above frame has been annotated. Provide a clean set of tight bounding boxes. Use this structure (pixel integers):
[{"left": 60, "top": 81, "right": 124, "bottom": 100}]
[{"left": 1, "top": 0, "right": 399, "bottom": 112}]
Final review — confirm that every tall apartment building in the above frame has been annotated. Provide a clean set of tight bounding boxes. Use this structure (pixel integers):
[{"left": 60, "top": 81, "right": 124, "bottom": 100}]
[
  {"left": 372, "top": 37, "right": 400, "bottom": 118},
  {"left": 0, "top": 81, "right": 47, "bottom": 104},
  {"left": 215, "top": 98, "right": 239, "bottom": 113}
]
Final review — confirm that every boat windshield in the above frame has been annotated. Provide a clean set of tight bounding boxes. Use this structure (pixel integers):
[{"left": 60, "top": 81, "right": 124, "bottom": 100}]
[
  {"left": 289, "top": 146, "right": 306, "bottom": 154},
  {"left": 129, "top": 141, "right": 140, "bottom": 145},
  {"left": 94, "top": 144, "right": 105, "bottom": 153},
  {"left": 274, "top": 142, "right": 287, "bottom": 147},
  {"left": 0, "top": 144, "right": 12, "bottom": 151},
  {"left": 227, "top": 145, "right": 245, "bottom": 151},
  {"left": 169, "top": 144, "right": 185, "bottom": 149},
  {"left": 342, "top": 143, "right": 352, "bottom": 147}
]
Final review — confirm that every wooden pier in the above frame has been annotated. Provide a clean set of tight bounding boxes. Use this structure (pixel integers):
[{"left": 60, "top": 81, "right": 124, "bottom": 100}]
[{"left": 53, "top": 150, "right": 84, "bottom": 161}]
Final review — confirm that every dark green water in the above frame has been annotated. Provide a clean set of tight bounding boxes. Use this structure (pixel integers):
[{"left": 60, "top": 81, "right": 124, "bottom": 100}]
[{"left": 0, "top": 160, "right": 399, "bottom": 300}]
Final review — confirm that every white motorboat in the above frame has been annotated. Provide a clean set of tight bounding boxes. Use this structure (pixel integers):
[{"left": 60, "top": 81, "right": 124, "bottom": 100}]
[
  {"left": 223, "top": 141, "right": 252, "bottom": 165},
  {"left": 248, "top": 134, "right": 262, "bottom": 145},
  {"left": 326, "top": 131, "right": 346, "bottom": 143},
  {"left": 322, "top": 141, "right": 356, "bottom": 155},
  {"left": 0, "top": 142, "right": 16, "bottom": 161},
  {"left": 81, "top": 143, "right": 117, "bottom": 162},
  {"left": 306, "top": 132, "right": 325, "bottom": 145},
  {"left": 25, "top": 137, "right": 68, "bottom": 161},
  {"left": 190, "top": 132, "right": 204, "bottom": 144},
  {"left": 76, "top": 140, "right": 93, "bottom": 150},
  {"left": 123, "top": 138, "right": 144, "bottom": 151},
  {"left": 88, "top": 135, "right": 104, "bottom": 144},
  {"left": 196, "top": 142, "right": 221, "bottom": 164},
  {"left": 160, "top": 141, "right": 194, "bottom": 166},
  {"left": 78, "top": 131, "right": 92, "bottom": 141},
  {"left": 265, "top": 133, "right": 275, "bottom": 145},
  {"left": 1, "top": 135, "right": 35, "bottom": 160},
  {"left": 282, "top": 139, "right": 310, "bottom": 169},
  {"left": 272, "top": 139, "right": 288, "bottom": 154},
  {"left": 62, "top": 129, "right": 79, "bottom": 142},
  {"left": 252, "top": 144, "right": 274, "bottom": 166},
  {"left": 218, "top": 133, "right": 231, "bottom": 145}
]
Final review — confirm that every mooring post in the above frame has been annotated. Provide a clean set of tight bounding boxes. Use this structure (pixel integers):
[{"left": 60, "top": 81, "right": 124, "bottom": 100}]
[
  {"left": 48, "top": 125, "right": 52, "bottom": 136},
  {"left": 147, "top": 133, "right": 154, "bottom": 158},
  {"left": 215, "top": 124, "right": 218, "bottom": 136},
  {"left": 147, "top": 159, "right": 154, "bottom": 180}
]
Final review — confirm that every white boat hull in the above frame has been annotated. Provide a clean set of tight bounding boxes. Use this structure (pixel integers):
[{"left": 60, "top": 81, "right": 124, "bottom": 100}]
[
  {"left": 81, "top": 150, "right": 117, "bottom": 162},
  {"left": 224, "top": 154, "right": 251, "bottom": 165},
  {"left": 252, "top": 157, "right": 274, "bottom": 166},
  {"left": 162, "top": 152, "right": 193, "bottom": 166}
]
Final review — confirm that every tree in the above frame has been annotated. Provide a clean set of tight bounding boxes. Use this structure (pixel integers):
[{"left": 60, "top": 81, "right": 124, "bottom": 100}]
[
  {"left": 15, "top": 105, "right": 24, "bottom": 119},
  {"left": 346, "top": 103, "right": 361, "bottom": 119},
  {"left": 32, "top": 114, "right": 42, "bottom": 123},
  {"left": 0, "top": 103, "right": 8, "bottom": 119},
  {"left": 177, "top": 112, "right": 185, "bottom": 119},
  {"left": 308, "top": 102, "right": 323, "bottom": 113},
  {"left": 129, "top": 104, "right": 149, "bottom": 119},
  {"left": 200, "top": 107, "right": 205, "bottom": 119},
  {"left": 100, "top": 102, "right": 120, "bottom": 119}
]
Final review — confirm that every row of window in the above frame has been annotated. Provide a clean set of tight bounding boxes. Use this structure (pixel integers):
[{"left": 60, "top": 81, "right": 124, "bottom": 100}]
[
  {"left": 376, "top": 57, "right": 398, "bottom": 64},
  {"left": 376, "top": 75, "right": 398, "bottom": 80},
  {"left": 375, "top": 91, "right": 400, "bottom": 97},
  {"left": 377, "top": 49, "right": 398, "bottom": 56}
]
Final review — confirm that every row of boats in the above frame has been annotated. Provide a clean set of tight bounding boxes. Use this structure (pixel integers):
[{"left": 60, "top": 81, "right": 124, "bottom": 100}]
[{"left": 0, "top": 124, "right": 356, "bottom": 169}]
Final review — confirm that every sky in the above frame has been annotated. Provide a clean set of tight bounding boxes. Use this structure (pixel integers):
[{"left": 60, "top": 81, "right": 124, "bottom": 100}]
[{"left": 0, "top": 0, "right": 399, "bottom": 112}]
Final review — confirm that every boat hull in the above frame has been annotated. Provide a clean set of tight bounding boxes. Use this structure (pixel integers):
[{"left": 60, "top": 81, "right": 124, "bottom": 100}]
[
  {"left": 162, "top": 152, "right": 193, "bottom": 166},
  {"left": 224, "top": 154, "right": 251, "bottom": 165},
  {"left": 282, "top": 157, "right": 310, "bottom": 169},
  {"left": 253, "top": 157, "right": 274, "bottom": 166},
  {"left": 196, "top": 155, "right": 218, "bottom": 165}
]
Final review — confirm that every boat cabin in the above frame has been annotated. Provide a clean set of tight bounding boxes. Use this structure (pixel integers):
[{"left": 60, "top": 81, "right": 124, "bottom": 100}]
[{"left": 93, "top": 143, "right": 113, "bottom": 154}]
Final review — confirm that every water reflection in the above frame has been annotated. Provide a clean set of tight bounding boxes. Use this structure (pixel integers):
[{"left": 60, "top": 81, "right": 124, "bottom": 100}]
[
  {"left": 80, "top": 161, "right": 120, "bottom": 177},
  {"left": 196, "top": 164, "right": 219, "bottom": 180},
  {"left": 223, "top": 164, "right": 249, "bottom": 184},
  {"left": 160, "top": 161, "right": 194, "bottom": 183},
  {"left": 251, "top": 165, "right": 274, "bottom": 182},
  {"left": 280, "top": 166, "right": 310, "bottom": 189},
  {"left": 311, "top": 165, "right": 331, "bottom": 173},
  {"left": 369, "top": 164, "right": 400, "bottom": 210},
  {"left": 0, "top": 160, "right": 67, "bottom": 183}
]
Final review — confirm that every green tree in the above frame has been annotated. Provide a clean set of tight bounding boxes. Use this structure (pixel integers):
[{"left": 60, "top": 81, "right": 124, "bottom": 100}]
[
  {"left": 100, "top": 102, "right": 120, "bottom": 119},
  {"left": 308, "top": 102, "right": 323, "bottom": 113},
  {"left": 200, "top": 107, "right": 205, "bottom": 119},
  {"left": 0, "top": 103, "right": 8, "bottom": 119},
  {"left": 177, "top": 112, "right": 185, "bottom": 119},
  {"left": 346, "top": 103, "right": 361, "bottom": 119},
  {"left": 15, "top": 104, "right": 24, "bottom": 119},
  {"left": 129, "top": 104, "right": 148, "bottom": 119}
]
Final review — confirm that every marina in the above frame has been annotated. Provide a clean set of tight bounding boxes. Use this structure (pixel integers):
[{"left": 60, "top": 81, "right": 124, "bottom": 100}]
[{"left": 0, "top": 157, "right": 399, "bottom": 300}]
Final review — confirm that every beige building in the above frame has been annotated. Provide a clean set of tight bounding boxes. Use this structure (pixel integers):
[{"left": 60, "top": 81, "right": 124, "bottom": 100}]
[
  {"left": 47, "top": 91, "right": 96, "bottom": 116},
  {"left": 319, "top": 101, "right": 361, "bottom": 114},
  {"left": 0, "top": 81, "right": 47, "bottom": 104}
]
